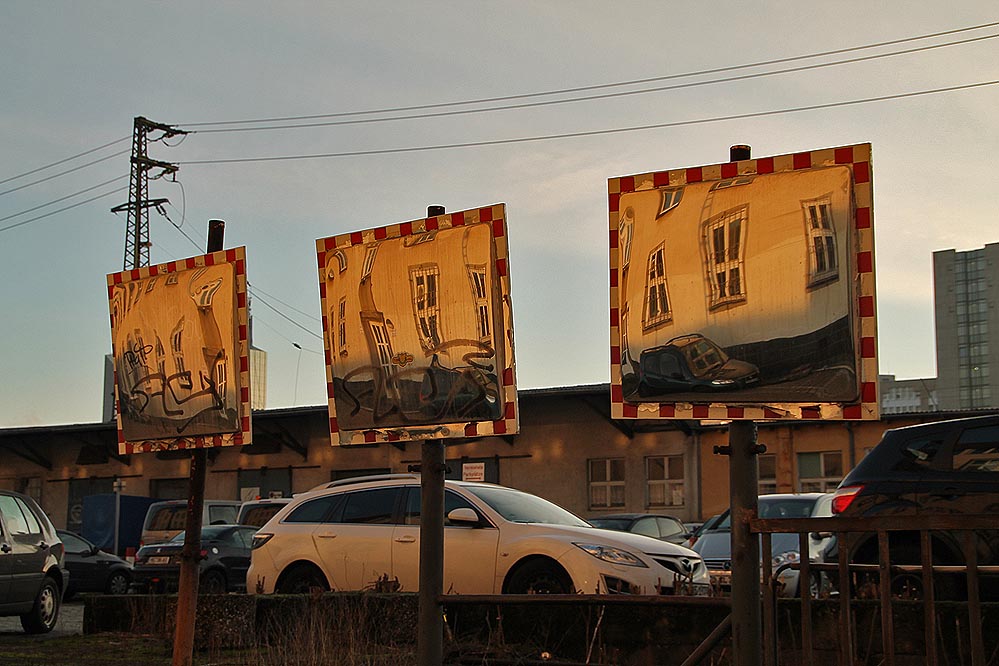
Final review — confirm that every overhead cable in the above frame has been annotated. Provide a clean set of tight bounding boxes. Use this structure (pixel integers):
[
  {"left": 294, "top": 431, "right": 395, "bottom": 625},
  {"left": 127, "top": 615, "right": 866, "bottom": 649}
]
[
  {"left": 180, "top": 20, "right": 999, "bottom": 127},
  {"left": 0, "top": 136, "right": 130, "bottom": 186},
  {"left": 178, "top": 80, "right": 999, "bottom": 166},
  {"left": 0, "top": 149, "right": 131, "bottom": 197},
  {"left": 0, "top": 185, "right": 129, "bottom": 234},
  {"left": 189, "top": 33, "right": 999, "bottom": 134}
]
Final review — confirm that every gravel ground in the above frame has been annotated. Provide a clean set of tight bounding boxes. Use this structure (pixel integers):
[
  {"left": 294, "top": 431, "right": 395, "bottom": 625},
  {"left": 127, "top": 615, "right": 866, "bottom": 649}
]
[{"left": 0, "top": 600, "right": 83, "bottom": 639}]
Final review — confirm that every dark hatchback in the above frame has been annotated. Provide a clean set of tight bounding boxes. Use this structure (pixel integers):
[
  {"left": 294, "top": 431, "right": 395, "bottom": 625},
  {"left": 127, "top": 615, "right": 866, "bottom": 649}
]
[
  {"left": 57, "top": 530, "right": 131, "bottom": 597},
  {"left": 832, "top": 414, "right": 999, "bottom": 598},
  {"left": 588, "top": 513, "right": 691, "bottom": 545},
  {"left": 0, "top": 490, "right": 67, "bottom": 633},
  {"left": 132, "top": 524, "right": 257, "bottom": 594},
  {"left": 635, "top": 334, "right": 759, "bottom": 397}
]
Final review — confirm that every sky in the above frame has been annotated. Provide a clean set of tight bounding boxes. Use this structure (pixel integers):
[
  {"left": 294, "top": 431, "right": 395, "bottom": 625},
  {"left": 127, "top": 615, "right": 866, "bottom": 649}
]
[{"left": 2, "top": 2, "right": 997, "bottom": 428}]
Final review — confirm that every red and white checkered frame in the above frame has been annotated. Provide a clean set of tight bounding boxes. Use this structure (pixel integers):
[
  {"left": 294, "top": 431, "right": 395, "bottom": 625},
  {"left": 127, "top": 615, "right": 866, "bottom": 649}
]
[
  {"left": 608, "top": 144, "right": 878, "bottom": 421},
  {"left": 106, "top": 247, "right": 252, "bottom": 453},
  {"left": 316, "top": 204, "right": 519, "bottom": 445}
]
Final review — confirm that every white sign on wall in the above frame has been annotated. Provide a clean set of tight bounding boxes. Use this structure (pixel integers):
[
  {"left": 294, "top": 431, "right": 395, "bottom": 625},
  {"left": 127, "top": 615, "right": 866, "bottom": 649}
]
[{"left": 462, "top": 462, "right": 486, "bottom": 482}]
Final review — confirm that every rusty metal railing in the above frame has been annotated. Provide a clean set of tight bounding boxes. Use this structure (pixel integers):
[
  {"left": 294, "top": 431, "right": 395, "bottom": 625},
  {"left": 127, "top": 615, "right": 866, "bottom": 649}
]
[{"left": 752, "top": 514, "right": 998, "bottom": 666}]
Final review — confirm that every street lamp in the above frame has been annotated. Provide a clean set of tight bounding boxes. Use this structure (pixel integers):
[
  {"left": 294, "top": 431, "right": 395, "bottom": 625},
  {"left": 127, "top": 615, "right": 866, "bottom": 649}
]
[{"left": 292, "top": 343, "right": 302, "bottom": 404}]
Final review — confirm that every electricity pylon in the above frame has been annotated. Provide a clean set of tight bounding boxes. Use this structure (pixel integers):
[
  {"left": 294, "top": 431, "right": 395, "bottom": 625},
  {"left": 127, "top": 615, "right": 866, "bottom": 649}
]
[{"left": 111, "top": 116, "right": 187, "bottom": 269}]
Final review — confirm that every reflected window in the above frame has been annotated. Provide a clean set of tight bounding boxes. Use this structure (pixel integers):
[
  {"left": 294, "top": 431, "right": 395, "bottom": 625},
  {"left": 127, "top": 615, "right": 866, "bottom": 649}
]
[
  {"left": 702, "top": 206, "right": 747, "bottom": 309},
  {"left": 410, "top": 265, "right": 442, "bottom": 351},
  {"left": 468, "top": 266, "right": 491, "bottom": 341},
  {"left": 643, "top": 243, "right": 671, "bottom": 329},
  {"left": 802, "top": 196, "right": 838, "bottom": 286}
]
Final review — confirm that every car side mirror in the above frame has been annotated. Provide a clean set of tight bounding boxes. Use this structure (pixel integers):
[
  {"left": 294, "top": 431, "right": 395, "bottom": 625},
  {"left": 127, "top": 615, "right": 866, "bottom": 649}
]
[
  {"left": 810, "top": 531, "right": 833, "bottom": 540},
  {"left": 447, "top": 508, "right": 480, "bottom": 527}
]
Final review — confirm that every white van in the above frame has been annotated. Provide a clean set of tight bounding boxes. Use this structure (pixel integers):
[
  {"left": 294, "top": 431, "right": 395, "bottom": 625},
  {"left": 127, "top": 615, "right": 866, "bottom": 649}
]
[{"left": 140, "top": 499, "right": 241, "bottom": 547}]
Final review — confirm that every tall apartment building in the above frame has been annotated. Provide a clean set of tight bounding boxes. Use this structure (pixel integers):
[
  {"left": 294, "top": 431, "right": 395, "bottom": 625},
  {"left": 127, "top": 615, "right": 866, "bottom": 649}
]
[{"left": 933, "top": 242, "right": 999, "bottom": 410}]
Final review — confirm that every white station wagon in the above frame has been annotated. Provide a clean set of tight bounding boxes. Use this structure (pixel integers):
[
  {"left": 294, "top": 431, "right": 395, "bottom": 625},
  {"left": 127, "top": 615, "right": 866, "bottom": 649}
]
[{"left": 247, "top": 475, "right": 709, "bottom": 596}]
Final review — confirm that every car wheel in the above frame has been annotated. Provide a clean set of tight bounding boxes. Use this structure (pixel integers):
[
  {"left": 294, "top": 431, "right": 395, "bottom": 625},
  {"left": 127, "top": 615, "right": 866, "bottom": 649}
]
[
  {"left": 106, "top": 571, "right": 131, "bottom": 595},
  {"left": 200, "top": 569, "right": 227, "bottom": 594},
  {"left": 506, "top": 559, "right": 574, "bottom": 594},
  {"left": 20, "top": 577, "right": 61, "bottom": 634},
  {"left": 278, "top": 565, "right": 330, "bottom": 594}
]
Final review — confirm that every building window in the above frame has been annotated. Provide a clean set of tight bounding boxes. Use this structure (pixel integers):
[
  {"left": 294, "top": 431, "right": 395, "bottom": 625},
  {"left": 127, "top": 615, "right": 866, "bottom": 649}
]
[
  {"left": 334, "top": 250, "right": 347, "bottom": 273},
  {"left": 643, "top": 243, "right": 671, "bottom": 330},
  {"left": 797, "top": 451, "right": 843, "bottom": 492},
  {"left": 802, "top": 196, "right": 838, "bottom": 286},
  {"left": 646, "top": 455, "right": 684, "bottom": 507},
  {"left": 702, "top": 205, "right": 747, "bottom": 309},
  {"left": 589, "top": 458, "right": 625, "bottom": 509},
  {"left": 468, "top": 266, "right": 491, "bottom": 340},
  {"left": 758, "top": 453, "right": 777, "bottom": 495},
  {"left": 410, "top": 265, "right": 441, "bottom": 351}
]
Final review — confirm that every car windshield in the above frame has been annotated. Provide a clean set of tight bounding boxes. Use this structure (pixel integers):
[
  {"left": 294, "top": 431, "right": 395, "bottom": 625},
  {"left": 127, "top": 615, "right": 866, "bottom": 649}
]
[
  {"left": 680, "top": 338, "right": 729, "bottom": 378},
  {"left": 588, "top": 518, "right": 633, "bottom": 531},
  {"left": 465, "top": 486, "right": 590, "bottom": 527},
  {"left": 714, "top": 498, "right": 818, "bottom": 529}
]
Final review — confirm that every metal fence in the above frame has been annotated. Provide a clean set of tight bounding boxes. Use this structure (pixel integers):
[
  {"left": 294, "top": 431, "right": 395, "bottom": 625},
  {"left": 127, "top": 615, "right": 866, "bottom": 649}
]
[{"left": 754, "top": 514, "right": 998, "bottom": 666}]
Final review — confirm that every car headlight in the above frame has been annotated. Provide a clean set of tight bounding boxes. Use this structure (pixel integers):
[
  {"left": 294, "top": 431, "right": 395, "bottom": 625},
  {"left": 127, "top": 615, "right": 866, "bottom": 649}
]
[
  {"left": 573, "top": 543, "right": 648, "bottom": 568},
  {"left": 710, "top": 379, "right": 736, "bottom": 386},
  {"left": 772, "top": 550, "right": 800, "bottom": 569}
]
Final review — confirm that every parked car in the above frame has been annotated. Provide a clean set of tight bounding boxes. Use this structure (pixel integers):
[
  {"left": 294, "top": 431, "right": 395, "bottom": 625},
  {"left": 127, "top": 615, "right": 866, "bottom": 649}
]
[
  {"left": 249, "top": 475, "right": 710, "bottom": 596},
  {"left": 588, "top": 513, "right": 691, "bottom": 545},
  {"left": 832, "top": 414, "right": 999, "bottom": 599},
  {"left": 132, "top": 524, "right": 258, "bottom": 594},
  {"left": 0, "top": 490, "right": 67, "bottom": 633},
  {"left": 634, "top": 334, "right": 760, "bottom": 396},
  {"left": 139, "top": 499, "right": 241, "bottom": 548},
  {"left": 57, "top": 530, "right": 131, "bottom": 598},
  {"left": 692, "top": 493, "right": 835, "bottom": 597},
  {"left": 237, "top": 497, "right": 292, "bottom": 528},
  {"left": 686, "top": 513, "right": 723, "bottom": 548}
]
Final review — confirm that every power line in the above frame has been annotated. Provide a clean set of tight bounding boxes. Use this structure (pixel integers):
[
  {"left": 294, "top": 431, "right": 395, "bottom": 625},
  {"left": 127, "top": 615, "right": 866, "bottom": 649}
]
[
  {"left": 178, "top": 80, "right": 999, "bottom": 166},
  {"left": 180, "top": 21, "right": 999, "bottom": 128},
  {"left": 0, "top": 149, "right": 130, "bottom": 198},
  {"left": 251, "top": 290, "right": 324, "bottom": 341},
  {"left": 253, "top": 315, "right": 323, "bottom": 354},
  {"left": 0, "top": 136, "right": 130, "bottom": 186},
  {"left": 0, "top": 185, "right": 128, "bottom": 234},
  {"left": 248, "top": 284, "right": 321, "bottom": 323},
  {"left": 0, "top": 175, "right": 128, "bottom": 224},
  {"left": 188, "top": 32, "right": 999, "bottom": 135}
]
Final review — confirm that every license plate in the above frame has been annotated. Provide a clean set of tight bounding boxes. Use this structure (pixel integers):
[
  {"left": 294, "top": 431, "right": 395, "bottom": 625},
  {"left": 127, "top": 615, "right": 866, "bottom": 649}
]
[
  {"left": 148, "top": 556, "right": 171, "bottom": 565},
  {"left": 709, "top": 571, "right": 731, "bottom": 587}
]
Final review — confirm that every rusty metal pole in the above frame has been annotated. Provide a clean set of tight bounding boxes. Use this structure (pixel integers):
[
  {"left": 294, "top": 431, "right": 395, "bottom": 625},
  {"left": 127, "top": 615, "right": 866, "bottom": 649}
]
[
  {"left": 729, "top": 420, "right": 761, "bottom": 666},
  {"left": 725, "top": 144, "right": 762, "bottom": 666},
  {"left": 418, "top": 205, "right": 447, "bottom": 666},
  {"left": 172, "top": 219, "right": 224, "bottom": 666}
]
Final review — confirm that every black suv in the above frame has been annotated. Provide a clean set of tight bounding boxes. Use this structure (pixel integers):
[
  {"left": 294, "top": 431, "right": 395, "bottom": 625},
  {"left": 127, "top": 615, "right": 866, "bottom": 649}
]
[
  {"left": 0, "top": 490, "right": 67, "bottom": 633},
  {"left": 832, "top": 414, "right": 999, "bottom": 598}
]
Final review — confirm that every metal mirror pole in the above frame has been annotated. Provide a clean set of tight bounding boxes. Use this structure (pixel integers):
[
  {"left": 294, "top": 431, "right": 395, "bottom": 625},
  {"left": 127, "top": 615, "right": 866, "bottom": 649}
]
[
  {"left": 418, "top": 205, "right": 447, "bottom": 666},
  {"left": 728, "top": 420, "right": 761, "bottom": 666},
  {"left": 725, "top": 142, "right": 762, "bottom": 666},
  {"left": 172, "top": 218, "right": 224, "bottom": 666}
]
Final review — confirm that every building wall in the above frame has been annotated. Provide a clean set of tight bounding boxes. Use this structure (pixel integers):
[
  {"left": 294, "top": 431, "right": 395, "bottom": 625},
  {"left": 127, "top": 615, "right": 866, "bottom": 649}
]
[{"left": 0, "top": 389, "right": 987, "bottom": 533}]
